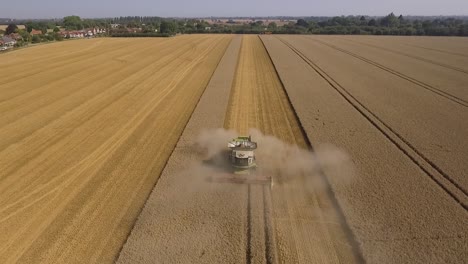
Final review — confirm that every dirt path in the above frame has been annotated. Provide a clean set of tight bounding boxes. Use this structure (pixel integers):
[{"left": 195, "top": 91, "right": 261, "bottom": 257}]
[
  {"left": 0, "top": 35, "right": 232, "bottom": 263},
  {"left": 261, "top": 35, "right": 468, "bottom": 263}
]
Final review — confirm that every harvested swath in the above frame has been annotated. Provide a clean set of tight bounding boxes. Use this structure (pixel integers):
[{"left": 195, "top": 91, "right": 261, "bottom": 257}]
[
  {"left": 0, "top": 35, "right": 232, "bottom": 263},
  {"left": 224, "top": 35, "right": 360, "bottom": 263},
  {"left": 117, "top": 36, "right": 244, "bottom": 264}
]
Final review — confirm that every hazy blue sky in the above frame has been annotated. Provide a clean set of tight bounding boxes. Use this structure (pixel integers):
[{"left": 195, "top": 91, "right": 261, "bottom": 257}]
[{"left": 2, "top": 0, "right": 468, "bottom": 19}]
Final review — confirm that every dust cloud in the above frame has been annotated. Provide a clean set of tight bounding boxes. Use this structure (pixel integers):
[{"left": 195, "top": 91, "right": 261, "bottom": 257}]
[
  {"left": 195, "top": 128, "right": 355, "bottom": 185},
  {"left": 137, "top": 128, "right": 357, "bottom": 261}
]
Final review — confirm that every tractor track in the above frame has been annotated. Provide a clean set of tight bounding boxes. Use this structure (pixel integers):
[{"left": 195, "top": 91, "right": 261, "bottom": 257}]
[
  {"left": 305, "top": 37, "right": 468, "bottom": 108},
  {"left": 246, "top": 183, "right": 275, "bottom": 264},
  {"left": 262, "top": 186, "right": 274, "bottom": 264},
  {"left": 260, "top": 36, "right": 365, "bottom": 263},
  {"left": 335, "top": 37, "right": 468, "bottom": 75},
  {"left": 405, "top": 43, "right": 468, "bottom": 59},
  {"left": 246, "top": 184, "right": 253, "bottom": 264},
  {"left": 236, "top": 35, "right": 358, "bottom": 263},
  {"left": 278, "top": 37, "right": 468, "bottom": 211}
]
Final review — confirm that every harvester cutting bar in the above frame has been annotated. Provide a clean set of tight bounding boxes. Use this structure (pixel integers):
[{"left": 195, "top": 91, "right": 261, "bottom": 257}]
[{"left": 207, "top": 173, "right": 271, "bottom": 185}]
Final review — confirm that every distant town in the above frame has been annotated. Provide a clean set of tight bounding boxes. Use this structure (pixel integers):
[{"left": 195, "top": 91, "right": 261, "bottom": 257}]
[{"left": 1, "top": 14, "right": 468, "bottom": 51}]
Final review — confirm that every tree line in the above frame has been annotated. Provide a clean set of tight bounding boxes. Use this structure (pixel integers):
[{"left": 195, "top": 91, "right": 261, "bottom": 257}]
[
  {"left": 103, "top": 13, "right": 468, "bottom": 36},
  {"left": 2, "top": 13, "right": 468, "bottom": 41},
  {"left": 292, "top": 13, "right": 468, "bottom": 36}
]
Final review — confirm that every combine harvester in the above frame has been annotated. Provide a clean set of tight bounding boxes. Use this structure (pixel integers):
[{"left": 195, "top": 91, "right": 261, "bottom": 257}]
[{"left": 208, "top": 136, "right": 272, "bottom": 185}]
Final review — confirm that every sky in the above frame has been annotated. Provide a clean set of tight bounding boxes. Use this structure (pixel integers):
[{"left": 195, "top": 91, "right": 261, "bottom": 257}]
[{"left": 2, "top": 0, "right": 468, "bottom": 19}]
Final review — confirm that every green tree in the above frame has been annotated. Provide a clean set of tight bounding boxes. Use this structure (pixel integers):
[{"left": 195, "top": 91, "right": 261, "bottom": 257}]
[
  {"left": 142, "top": 24, "right": 155, "bottom": 33},
  {"left": 25, "top": 21, "right": 35, "bottom": 33},
  {"left": 359, "top": 16, "right": 367, "bottom": 25},
  {"left": 127, "top": 21, "right": 140, "bottom": 28},
  {"left": 296, "top": 19, "right": 309, "bottom": 27},
  {"left": 368, "top": 19, "right": 377, "bottom": 26},
  {"left": 63, "top": 15, "right": 83, "bottom": 30},
  {"left": 195, "top": 20, "right": 208, "bottom": 31},
  {"left": 398, "top": 15, "right": 404, "bottom": 23},
  {"left": 254, "top": 20, "right": 264, "bottom": 27},
  {"left": 160, "top": 21, "right": 176, "bottom": 34},
  {"left": 381, "top": 12, "right": 399, "bottom": 27},
  {"left": 53, "top": 33, "right": 64, "bottom": 41},
  {"left": 267, "top": 22, "right": 277, "bottom": 30},
  {"left": 31, "top": 35, "right": 41, "bottom": 43},
  {"left": 53, "top": 27, "right": 60, "bottom": 32},
  {"left": 5, "top": 24, "right": 18, "bottom": 35},
  {"left": 18, "top": 30, "right": 31, "bottom": 42},
  {"left": 459, "top": 24, "right": 468, "bottom": 36}
]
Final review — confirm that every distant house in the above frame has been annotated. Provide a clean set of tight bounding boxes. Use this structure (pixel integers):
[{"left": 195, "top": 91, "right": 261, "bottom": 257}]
[
  {"left": 127, "top": 28, "right": 142, "bottom": 33},
  {"left": 65, "top": 31, "right": 85, "bottom": 38},
  {"left": 58, "top": 31, "right": 68, "bottom": 37},
  {"left": 1, "top": 36, "right": 16, "bottom": 47},
  {"left": 81, "top": 28, "right": 106, "bottom": 37},
  {"left": 30, "top": 29, "right": 43, "bottom": 36},
  {"left": 58, "top": 28, "right": 105, "bottom": 39},
  {"left": 9, "top": 33, "right": 22, "bottom": 41}
]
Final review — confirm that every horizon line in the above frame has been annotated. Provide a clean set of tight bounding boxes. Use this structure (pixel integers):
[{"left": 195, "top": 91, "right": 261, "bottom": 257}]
[{"left": 2, "top": 13, "right": 468, "bottom": 20}]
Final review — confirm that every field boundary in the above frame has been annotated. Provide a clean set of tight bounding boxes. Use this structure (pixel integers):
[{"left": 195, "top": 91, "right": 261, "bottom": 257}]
[
  {"left": 260, "top": 35, "right": 366, "bottom": 263},
  {"left": 306, "top": 37, "right": 468, "bottom": 107},
  {"left": 278, "top": 37, "right": 468, "bottom": 211}
]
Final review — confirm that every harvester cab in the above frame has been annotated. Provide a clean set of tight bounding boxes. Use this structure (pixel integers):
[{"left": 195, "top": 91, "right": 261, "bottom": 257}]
[
  {"left": 207, "top": 135, "right": 271, "bottom": 186},
  {"left": 228, "top": 136, "right": 257, "bottom": 173}
]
